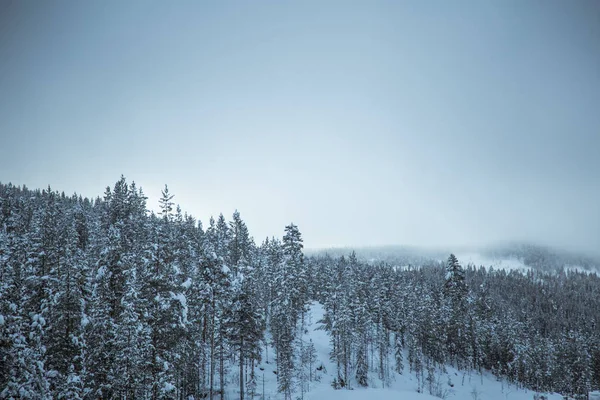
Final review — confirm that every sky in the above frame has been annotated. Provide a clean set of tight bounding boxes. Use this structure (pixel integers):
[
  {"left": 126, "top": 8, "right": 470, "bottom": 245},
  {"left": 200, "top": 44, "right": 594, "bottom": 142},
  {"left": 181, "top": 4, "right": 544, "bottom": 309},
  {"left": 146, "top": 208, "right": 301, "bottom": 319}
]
[{"left": 1, "top": 0, "right": 599, "bottom": 253}]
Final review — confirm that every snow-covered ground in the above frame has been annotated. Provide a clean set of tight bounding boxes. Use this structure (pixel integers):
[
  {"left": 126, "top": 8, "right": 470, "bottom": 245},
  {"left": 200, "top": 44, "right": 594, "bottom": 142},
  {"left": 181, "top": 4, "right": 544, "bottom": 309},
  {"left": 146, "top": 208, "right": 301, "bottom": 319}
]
[
  {"left": 224, "top": 302, "right": 562, "bottom": 400},
  {"left": 307, "top": 388, "right": 441, "bottom": 400}
]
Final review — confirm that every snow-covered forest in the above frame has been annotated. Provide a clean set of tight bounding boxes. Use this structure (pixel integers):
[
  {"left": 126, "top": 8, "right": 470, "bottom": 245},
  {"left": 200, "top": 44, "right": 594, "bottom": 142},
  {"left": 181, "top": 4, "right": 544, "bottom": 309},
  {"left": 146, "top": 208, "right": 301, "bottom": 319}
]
[{"left": 1, "top": 177, "right": 599, "bottom": 399}]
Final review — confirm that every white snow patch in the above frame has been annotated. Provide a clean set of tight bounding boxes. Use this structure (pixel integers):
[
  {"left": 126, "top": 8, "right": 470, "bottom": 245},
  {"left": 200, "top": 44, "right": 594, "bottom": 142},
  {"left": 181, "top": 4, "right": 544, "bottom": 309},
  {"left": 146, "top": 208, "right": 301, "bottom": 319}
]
[
  {"left": 182, "top": 277, "right": 192, "bottom": 289},
  {"left": 163, "top": 382, "right": 176, "bottom": 392},
  {"left": 96, "top": 265, "right": 107, "bottom": 280},
  {"left": 171, "top": 292, "right": 188, "bottom": 324}
]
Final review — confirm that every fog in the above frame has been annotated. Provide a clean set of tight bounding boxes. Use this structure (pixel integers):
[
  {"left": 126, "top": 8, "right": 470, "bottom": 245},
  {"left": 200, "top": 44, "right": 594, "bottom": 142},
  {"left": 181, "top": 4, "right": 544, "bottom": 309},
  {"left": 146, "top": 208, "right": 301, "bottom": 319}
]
[{"left": 1, "top": 0, "right": 599, "bottom": 254}]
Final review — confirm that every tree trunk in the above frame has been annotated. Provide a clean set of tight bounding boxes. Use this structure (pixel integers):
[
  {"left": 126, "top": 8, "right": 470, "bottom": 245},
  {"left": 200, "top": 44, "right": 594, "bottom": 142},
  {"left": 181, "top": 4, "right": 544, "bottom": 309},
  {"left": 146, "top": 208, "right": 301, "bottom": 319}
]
[
  {"left": 220, "top": 328, "right": 225, "bottom": 400},
  {"left": 239, "top": 336, "right": 244, "bottom": 400}
]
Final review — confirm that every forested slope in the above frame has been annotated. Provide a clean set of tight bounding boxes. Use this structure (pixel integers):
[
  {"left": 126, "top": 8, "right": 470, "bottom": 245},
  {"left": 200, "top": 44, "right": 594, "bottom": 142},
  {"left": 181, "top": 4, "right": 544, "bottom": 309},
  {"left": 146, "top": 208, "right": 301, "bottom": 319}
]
[{"left": 1, "top": 178, "right": 599, "bottom": 399}]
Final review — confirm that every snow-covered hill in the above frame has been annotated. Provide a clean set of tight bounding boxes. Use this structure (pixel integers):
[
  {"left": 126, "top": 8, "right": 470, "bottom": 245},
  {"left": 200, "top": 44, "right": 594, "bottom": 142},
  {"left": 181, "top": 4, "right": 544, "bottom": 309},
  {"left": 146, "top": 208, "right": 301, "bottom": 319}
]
[{"left": 231, "top": 302, "right": 563, "bottom": 400}]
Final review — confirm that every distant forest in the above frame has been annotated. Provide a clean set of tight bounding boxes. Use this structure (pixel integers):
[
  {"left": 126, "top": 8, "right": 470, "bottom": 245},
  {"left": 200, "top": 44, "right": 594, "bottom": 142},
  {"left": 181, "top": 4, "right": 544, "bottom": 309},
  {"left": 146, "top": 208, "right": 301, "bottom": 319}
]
[
  {"left": 1, "top": 177, "right": 599, "bottom": 399},
  {"left": 308, "top": 243, "right": 600, "bottom": 274}
]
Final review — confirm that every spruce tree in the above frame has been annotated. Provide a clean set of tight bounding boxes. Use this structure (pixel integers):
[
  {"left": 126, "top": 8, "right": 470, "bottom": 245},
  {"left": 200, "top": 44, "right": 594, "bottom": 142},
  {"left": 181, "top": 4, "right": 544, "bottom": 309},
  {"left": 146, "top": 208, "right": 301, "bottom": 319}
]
[{"left": 444, "top": 254, "right": 469, "bottom": 367}]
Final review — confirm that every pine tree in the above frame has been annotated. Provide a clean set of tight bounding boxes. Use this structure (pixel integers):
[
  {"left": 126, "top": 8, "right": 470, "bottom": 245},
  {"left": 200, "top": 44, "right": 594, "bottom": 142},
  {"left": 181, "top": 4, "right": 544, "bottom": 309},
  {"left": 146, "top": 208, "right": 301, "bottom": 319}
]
[
  {"left": 394, "top": 332, "right": 404, "bottom": 376},
  {"left": 224, "top": 279, "right": 264, "bottom": 400},
  {"left": 7, "top": 190, "right": 54, "bottom": 399},
  {"left": 49, "top": 208, "right": 89, "bottom": 399},
  {"left": 355, "top": 343, "right": 369, "bottom": 387},
  {"left": 0, "top": 213, "right": 10, "bottom": 390},
  {"left": 203, "top": 218, "right": 232, "bottom": 400},
  {"left": 349, "top": 252, "right": 371, "bottom": 387},
  {"left": 444, "top": 254, "right": 469, "bottom": 367},
  {"left": 270, "top": 223, "right": 308, "bottom": 400},
  {"left": 228, "top": 210, "right": 254, "bottom": 279},
  {"left": 142, "top": 185, "right": 187, "bottom": 399}
]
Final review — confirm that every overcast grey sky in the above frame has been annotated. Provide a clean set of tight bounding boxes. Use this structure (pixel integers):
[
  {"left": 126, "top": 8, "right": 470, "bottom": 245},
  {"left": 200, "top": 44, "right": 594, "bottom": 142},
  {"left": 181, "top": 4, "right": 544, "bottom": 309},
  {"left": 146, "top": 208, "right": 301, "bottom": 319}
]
[{"left": 1, "top": 0, "right": 599, "bottom": 252}]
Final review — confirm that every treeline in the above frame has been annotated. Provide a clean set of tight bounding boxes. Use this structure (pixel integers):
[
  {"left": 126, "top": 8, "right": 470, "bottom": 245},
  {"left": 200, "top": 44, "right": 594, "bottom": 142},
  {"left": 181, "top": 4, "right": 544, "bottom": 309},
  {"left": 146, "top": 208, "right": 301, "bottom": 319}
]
[{"left": 1, "top": 177, "right": 599, "bottom": 399}]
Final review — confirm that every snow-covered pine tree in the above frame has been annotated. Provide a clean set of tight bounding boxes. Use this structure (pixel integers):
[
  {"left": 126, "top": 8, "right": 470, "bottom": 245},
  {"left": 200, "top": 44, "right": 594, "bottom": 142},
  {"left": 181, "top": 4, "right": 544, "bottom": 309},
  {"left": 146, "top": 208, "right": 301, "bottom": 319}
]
[
  {"left": 87, "top": 178, "right": 149, "bottom": 397},
  {"left": 141, "top": 185, "right": 187, "bottom": 399},
  {"left": 444, "top": 254, "right": 469, "bottom": 368},
  {"left": 0, "top": 205, "right": 9, "bottom": 390},
  {"left": 271, "top": 223, "right": 307, "bottom": 400},
  {"left": 228, "top": 210, "right": 254, "bottom": 279},
  {"left": 1, "top": 186, "right": 51, "bottom": 398},
  {"left": 46, "top": 205, "right": 90, "bottom": 399},
  {"left": 224, "top": 278, "right": 264, "bottom": 400},
  {"left": 349, "top": 252, "right": 371, "bottom": 387},
  {"left": 202, "top": 217, "right": 232, "bottom": 400}
]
